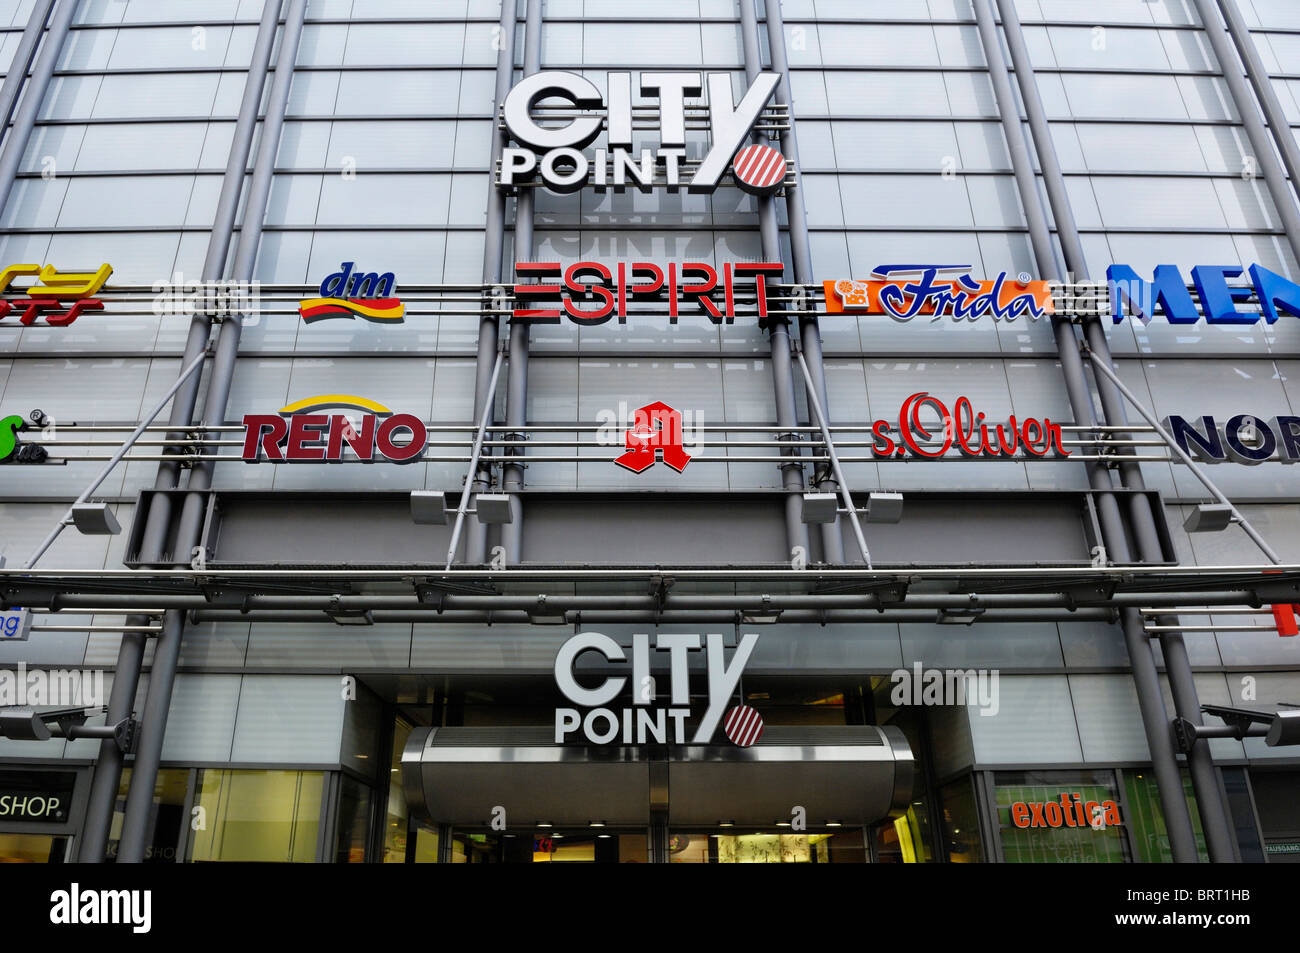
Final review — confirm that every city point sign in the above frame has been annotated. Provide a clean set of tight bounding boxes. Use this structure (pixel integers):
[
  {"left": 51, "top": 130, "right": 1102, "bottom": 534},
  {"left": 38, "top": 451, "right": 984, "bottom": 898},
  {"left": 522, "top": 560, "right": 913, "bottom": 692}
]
[
  {"left": 499, "top": 70, "right": 786, "bottom": 194},
  {"left": 553, "top": 631, "right": 763, "bottom": 746},
  {"left": 824, "top": 262, "right": 1300, "bottom": 326}
]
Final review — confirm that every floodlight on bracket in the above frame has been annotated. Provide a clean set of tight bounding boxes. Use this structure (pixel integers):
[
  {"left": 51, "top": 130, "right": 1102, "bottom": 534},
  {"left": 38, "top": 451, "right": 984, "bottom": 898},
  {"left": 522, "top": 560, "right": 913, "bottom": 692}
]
[{"left": 326, "top": 595, "right": 373, "bottom": 626}]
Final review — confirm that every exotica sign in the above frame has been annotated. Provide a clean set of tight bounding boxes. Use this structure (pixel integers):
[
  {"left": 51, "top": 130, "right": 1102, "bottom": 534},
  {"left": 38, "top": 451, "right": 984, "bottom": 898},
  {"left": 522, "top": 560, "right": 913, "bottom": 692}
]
[
  {"left": 1010, "top": 793, "right": 1121, "bottom": 830},
  {"left": 499, "top": 70, "right": 786, "bottom": 194}
]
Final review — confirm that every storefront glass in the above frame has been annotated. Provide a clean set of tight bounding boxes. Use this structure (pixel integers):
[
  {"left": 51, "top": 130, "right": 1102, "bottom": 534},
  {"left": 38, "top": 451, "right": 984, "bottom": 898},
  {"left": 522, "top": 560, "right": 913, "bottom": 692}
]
[
  {"left": 105, "top": 767, "right": 188, "bottom": 863},
  {"left": 938, "top": 777, "right": 983, "bottom": 863},
  {"left": 670, "top": 829, "right": 867, "bottom": 863},
  {"left": 0, "top": 834, "right": 67, "bottom": 863},
  {"left": 1122, "top": 770, "right": 1209, "bottom": 863},
  {"left": 333, "top": 775, "right": 372, "bottom": 864},
  {"left": 994, "top": 770, "right": 1129, "bottom": 863},
  {"left": 187, "top": 770, "right": 324, "bottom": 863}
]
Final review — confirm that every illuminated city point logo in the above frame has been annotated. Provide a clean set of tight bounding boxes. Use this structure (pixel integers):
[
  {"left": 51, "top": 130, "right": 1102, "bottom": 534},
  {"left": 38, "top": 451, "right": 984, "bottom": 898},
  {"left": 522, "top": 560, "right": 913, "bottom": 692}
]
[
  {"left": 0, "top": 262, "right": 112, "bottom": 327},
  {"left": 241, "top": 395, "right": 426, "bottom": 464},
  {"left": 825, "top": 265, "right": 1053, "bottom": 321},
  {"left": 512, "top": 259, "right": 784, "bottom": 324},
  {"left": 1010, "top": 793, "right": 1121, "bottom": 830},
  {"left": 499, "top": 70, "right": 786, "bottom": 194},
  {"left": 297, "top": 262, "right": 405, "bottom": 323},
  {"left": 553, "top": 631, "right": 762, "bottom": 745}
]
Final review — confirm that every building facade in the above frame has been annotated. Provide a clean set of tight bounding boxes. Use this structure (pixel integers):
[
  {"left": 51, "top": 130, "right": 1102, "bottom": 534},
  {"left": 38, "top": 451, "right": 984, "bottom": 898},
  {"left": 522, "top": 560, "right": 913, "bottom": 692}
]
[{"left": 0, "top": 0, "right": 1299, "bottom": 864}]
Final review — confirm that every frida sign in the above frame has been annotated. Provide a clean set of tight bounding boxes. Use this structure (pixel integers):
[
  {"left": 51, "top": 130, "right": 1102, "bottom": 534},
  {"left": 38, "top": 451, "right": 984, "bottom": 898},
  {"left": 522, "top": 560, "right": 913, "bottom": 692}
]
[
  {"left": 500, "top": 70, "right": 785, "bottom": 194},
  {"left": 241, "top": 395, "right": 426, "bottom": 463},
  {"left": 554, "top": 631, "right": 761, "bottom": 746},
  {"left": 825, "top": 266, "right": 1054, "bottom": 321}
]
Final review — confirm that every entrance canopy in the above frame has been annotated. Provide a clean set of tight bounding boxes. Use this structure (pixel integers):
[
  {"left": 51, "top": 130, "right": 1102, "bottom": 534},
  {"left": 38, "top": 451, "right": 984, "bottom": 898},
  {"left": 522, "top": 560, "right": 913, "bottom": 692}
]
[{"left": 402, "top": 725, "right": 913, "bottom": 828}]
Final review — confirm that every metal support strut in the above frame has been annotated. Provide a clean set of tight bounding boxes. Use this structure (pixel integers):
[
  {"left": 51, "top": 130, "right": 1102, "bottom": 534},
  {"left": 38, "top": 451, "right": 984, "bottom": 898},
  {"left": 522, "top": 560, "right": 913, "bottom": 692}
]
[
  {"left": 446, "top": 347, "right": 507, "bottom": 570},
  {"left": 793, "top": 347, "right": 871, "bottom": 567}
]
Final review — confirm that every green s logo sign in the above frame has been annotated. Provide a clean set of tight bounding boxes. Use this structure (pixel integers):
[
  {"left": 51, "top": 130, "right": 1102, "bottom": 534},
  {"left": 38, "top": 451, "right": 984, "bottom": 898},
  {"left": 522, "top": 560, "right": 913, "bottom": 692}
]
[{"left": 0, "top": 415, "right": 26, "bottom": 462}]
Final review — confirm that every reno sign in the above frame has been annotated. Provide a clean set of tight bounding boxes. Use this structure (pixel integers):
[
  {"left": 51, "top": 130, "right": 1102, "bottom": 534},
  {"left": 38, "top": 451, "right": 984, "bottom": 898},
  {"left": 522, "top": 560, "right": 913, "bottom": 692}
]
[{"left": 499, "top": 70, "right": 787, "bottom": 194}]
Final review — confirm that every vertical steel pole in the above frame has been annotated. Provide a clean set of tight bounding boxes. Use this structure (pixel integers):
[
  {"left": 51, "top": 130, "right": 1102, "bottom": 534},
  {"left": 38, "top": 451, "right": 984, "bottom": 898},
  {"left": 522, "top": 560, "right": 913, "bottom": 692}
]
[
  {"left": 0, "top": 0, "right": 75, "bottom": 214},
  {"left": 115, "top": 0, "right": 309, "bottom": 864},
  {"left": 741, "top": 0, "right": 808, "bottom": 562},
  {"left": 762, "top": 0, "right": 842, "bottom": 564},
  {"left": 500, "top": 0, "right": 543, "bottom": 566},
  {"left": 997, "top": 0, "right": 1235, "bottom": 862},
  {"left": 974, "top": 0, "right": 1201, "bottom": 862},
  {"left": 0, "top": 0, "right": 56, "bottom": 148},
  {"left": 467, "top": 0, "right": 520, "bottom": 565},
  {"left": 1193, "top": 0, "right": 1300, "bottom": 266},
  {"left": 1213, "top": 0, "right": 1300, "bottom": 212},
  {"left": 78, "top": 0, "right": 287, "bottom": 863}
]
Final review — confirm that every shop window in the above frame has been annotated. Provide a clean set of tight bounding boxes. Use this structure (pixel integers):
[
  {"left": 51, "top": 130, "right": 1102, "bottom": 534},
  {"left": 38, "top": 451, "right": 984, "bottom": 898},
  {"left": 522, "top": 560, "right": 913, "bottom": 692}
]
[
  {"left": 669, "top": 830, "right": 866, "bottom": 863},
  {"left": 187, "top": 770, "right": 324, "bottom": 863},
  {"left": 1247, "top": 769, "right": 1300, "bottom": 863},
  {"left": 333, "top": 775, "right": 373, "bottom": 864},
  {"left": 105, "top": 767, "right": 188, "bottom": 863},
  {"left": 0, "top": 834, "right": 67, "bottom": 863},
  {"left": 995, "top": 770, "right": 1129, "bottom": 863},
  {"left": 1122, "top": 770, "right": 1209, "bottom": 863},
  {"left": 383, "top": 717, "right": 413, "bottom": 863},
  {"left": 938, "top": 777, "right": 983, "bottom": 863}
]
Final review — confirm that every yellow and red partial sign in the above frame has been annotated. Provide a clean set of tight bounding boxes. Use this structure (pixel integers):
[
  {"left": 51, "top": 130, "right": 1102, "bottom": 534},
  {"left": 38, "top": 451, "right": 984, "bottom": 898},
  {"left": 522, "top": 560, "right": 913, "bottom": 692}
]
[
  {"left": 298, "top": 297, "right": 404, "bottom": 323},
  {"left": 822, "top": 265, "right": 1053, "bottom": 320},
  {"left": 0, "top": 263, "right": 112, "bottom": 326}
]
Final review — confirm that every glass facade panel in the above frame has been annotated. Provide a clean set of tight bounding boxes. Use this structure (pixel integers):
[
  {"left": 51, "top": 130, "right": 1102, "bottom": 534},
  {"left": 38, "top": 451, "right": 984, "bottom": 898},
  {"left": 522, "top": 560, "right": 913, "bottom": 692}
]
[{"left": 187, "top": 770, "right": 324, "bottom": 863}]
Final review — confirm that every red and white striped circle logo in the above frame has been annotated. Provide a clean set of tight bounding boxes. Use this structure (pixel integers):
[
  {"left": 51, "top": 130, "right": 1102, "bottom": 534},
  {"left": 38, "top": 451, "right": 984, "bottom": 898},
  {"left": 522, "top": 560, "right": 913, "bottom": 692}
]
[
  {"left": 731, "top": 143, "right": 786, "bottom": 194},
  {"left": 722, "top": 705, "right": 765, "bottom": 747}
]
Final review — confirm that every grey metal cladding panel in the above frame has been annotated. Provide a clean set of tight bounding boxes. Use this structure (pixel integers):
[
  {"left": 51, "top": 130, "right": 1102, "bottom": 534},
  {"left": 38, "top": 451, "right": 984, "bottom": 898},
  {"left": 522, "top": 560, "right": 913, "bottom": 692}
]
[
  {"left": 212, "top": 497, "right": 463, "bottom": 564},
  {"left": 522, "top": 498, "right": 788, "bottom": 565},
  {"left": 841, "top": 498, "right": 1091, "bottom": 564}
]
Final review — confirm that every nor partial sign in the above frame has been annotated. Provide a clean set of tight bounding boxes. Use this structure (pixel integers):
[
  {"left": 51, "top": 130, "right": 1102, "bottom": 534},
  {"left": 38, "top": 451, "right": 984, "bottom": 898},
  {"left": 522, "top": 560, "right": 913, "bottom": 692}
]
[
  {"left": 1166, "top": 414, "right": 1300, "bottom": 464},
  {"left": 298, "top": 261, "right": 405, "bottom": 324},
  {"left": 553, "top": 631, "right": 760, "bottom": 745},
  {"left": 241, "top": 395, "right": 427, "bottom": 464},
  {"left": 512, "top": 260, "right": 784, "bottom": 324},
  {"left": 499, "top": 70, "right": 785, "bottom": 194}
]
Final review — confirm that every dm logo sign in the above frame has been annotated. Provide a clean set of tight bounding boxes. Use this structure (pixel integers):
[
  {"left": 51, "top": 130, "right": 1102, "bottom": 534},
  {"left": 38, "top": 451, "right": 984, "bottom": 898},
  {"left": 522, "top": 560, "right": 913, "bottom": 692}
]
[{"left": 299, "top": 262, "right": 404, "bottom": 323}]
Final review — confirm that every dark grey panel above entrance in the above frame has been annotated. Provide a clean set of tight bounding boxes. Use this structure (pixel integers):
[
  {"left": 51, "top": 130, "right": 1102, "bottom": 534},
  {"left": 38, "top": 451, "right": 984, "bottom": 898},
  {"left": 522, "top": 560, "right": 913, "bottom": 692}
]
[{"left": 402, "top": 725, "right": 913, "bottom": 829}]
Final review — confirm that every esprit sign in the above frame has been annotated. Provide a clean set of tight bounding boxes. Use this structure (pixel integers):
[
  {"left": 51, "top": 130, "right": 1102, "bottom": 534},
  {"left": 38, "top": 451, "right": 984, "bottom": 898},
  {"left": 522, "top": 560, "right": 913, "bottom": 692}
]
[
  {"left": 512, "top": 260, "right": 783, "bottom": 324},
  {"left": 1166, "top": 414, "right": 1300, "bottom": 464},
  {"left": 1010, "top": 793, "right": 1121, "bottom": 830},
  {"left": 500, "top": 70, "right": 785, "bottom": 194},
  {"left": 554, "top": 631, "right": 761, "bottom": 746},
  {"left": 241, "top": 395, "right": 427, "bottom": 464}
]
